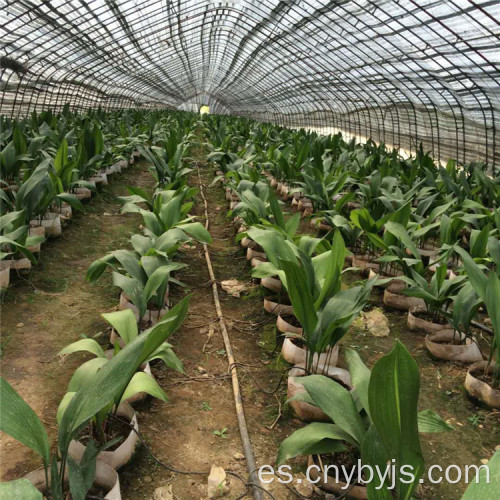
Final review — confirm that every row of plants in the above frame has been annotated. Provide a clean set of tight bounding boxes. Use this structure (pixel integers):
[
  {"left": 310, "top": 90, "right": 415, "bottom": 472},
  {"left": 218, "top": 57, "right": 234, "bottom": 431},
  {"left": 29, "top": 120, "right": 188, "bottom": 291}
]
[
  {"left": 203, "top": 114, "right": 499, "bottom": 497},
  {"left": 0, "top": 107, "right": 151, "bottom": 291},
  {"left": 205, "top": 114, "right": 499, "bottom": 404},
  {"left": 0, "top": 111, "right": 211, "bottom": 498}
]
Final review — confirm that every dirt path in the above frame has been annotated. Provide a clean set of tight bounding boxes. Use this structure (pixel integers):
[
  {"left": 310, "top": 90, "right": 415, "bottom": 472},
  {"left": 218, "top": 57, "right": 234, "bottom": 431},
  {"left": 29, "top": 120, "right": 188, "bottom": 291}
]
[
  {"left": 120, "top": 155, "right": 299, "bottom": 500},
  {"left": 0, "top": 163, "right": 156, "bottom": 480}
]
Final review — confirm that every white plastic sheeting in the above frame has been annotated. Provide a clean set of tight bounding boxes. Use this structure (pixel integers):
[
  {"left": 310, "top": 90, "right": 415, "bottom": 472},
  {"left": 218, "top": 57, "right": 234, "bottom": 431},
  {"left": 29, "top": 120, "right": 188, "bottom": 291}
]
[{"left": 1, "top": 0, "right": 499, "bottom": 169}]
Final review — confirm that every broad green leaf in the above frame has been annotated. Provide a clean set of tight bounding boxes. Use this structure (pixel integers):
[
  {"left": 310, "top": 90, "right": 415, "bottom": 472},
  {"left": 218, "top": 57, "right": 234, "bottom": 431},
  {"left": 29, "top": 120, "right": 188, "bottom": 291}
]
[
  {"left": 368, "top": 340, "right": 424, "bottom": 499},
  {"left": 0, "top": 479, "right": 42, "bottom": 499},
  {"left": 345, "top": 349, "right": 371, "bottom": 420},
  {"left": 267, "top": 187, "right": 285, "bottom": 230},
  {"left": 177, "top": 221, "right": 212, "bottom": 243},
  {"left": 67, "top": 440, "right": 98, "bottom": 500},
  {"left": 279, "top": 260, "right": 318, "bottom": 338},
  {"left": 102, "top": 309, "right": 138, "bottom": 344},
  {"left": 361, "top": 426, "right": 394, "bottom": 500},
  {"left": 300, "top": 375, "right": 366, "bottom": 445},
  {"left": 385, "top": 221, "right": 420, "bottom": 259},
  {"left": 418, "top": 409, "right": 454, "bottom": 433},
  {"left": 484, "top": 273, "right": 500, "bottom": 358},
  {"left": 455, "top": 247, "right": 488, "bottom": 301},
  {"left": 67, "top": 358, "right": 108, "bottom": 393},
  {"left": 461, "top": 451, "right": 500, "bottom": 499},
  {"left": 54, "top": 138, "right": 68, "bottom": 175},
  {"left": 488, "top": 237, "right": 500, "bottom": 271},
  {"left": 120, "top": 372, "right": 168, "bottom": 402},
  {"left": 0, "top": 377, "right": 50, "bottom": 466},
  {"left": 277, "top": 423, "right": 348, "bottom": 465},
  {"left": 56, "top": 193, "right": 84, "bottom": 212},
  {"left": 58, "top": 339, "right": 106, "bottom": 358}
]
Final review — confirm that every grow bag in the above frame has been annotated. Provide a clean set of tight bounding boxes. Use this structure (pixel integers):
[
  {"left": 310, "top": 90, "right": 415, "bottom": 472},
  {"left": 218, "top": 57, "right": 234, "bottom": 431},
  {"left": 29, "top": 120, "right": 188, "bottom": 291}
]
[
  {"left": 75, "top": 187, "right": 93, "bottom": 200},
  {"left": 246, "top": 247, "right": 266, "bottom": 261},
  {"left": 276, "top": 314, "right": 302, "bottom": 335},
  {"left": 0, "top": 262, "right": 10, "bottom": 290},
  {"left": 425, "top": 331, "right": 483, "bottom": 363},
  {"left": 68, "top": 402, "right": 139, "bottom": 470},
  {"left": 288, "top": 363, "right": 351, "bottom": 422},
  {"left": 368, "top": 269, "right": 405, "bottom": 290},
  {"left": 383, "top": 286, "right": 425, "bottom": 311},
  {"left": 31, "top": 213, "right": 62, "bottom": 237},
  {"left": 465, "top": 361, "right": 500, "bottom": 409},
  {"left": 263, "top": 296, "right": 293, "bottom": 316},
  {"left": 119, "top": 292, "right": 167, "bottom": 327},
  {"left": 251, "top": 257, "right": 267, "bottom": 268},
  {"left": 407, "top": 307, "right": 447, "bottom": 334},
  {"left": 281, "top": 338, "right": 339, "bottom": 368},
  {"left": 260, "top": 276, "right": 282, "bottom": 293},
  {"left": 25, "top": 460, "right": 121, "bottom": 499},
  {"left": 310, "top": 218, "right": 332, "bottom": 232},
  {"left": 352, "top": 254, "right": 379, "bottom": 272}
]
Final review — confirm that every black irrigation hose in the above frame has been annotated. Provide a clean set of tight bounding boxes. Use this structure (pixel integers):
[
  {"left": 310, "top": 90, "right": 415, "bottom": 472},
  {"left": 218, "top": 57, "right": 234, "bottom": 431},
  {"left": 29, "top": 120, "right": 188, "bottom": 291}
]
[
  {"left": 229, "top": 363, "right": 304, "bottom": 396},
  {"left": 109, "top": 414, "right": 276, "bottom": 500}
]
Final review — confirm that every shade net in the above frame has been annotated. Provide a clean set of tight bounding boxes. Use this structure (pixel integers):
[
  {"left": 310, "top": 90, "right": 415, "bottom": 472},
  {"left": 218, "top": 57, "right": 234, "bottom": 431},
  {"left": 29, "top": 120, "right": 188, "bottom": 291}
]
[{"left": 1, "top": 0, "right": 499, "bottom": 172}]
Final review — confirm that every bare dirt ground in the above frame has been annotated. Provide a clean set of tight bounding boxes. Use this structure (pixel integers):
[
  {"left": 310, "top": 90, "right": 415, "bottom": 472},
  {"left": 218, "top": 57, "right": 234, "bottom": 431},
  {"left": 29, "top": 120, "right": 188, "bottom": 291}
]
[
  {"left": 0, "top": 164, "right": 156, "bottom": 479},
  {"left": 1, "top": 146, "right": 498, "bottom": 500}
]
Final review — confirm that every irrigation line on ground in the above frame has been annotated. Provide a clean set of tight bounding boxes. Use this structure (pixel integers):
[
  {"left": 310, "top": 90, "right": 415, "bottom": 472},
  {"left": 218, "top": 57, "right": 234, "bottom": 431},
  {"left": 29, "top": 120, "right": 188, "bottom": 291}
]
[{"left": 196, "top": 164, "right": 264, "bottom": 500}]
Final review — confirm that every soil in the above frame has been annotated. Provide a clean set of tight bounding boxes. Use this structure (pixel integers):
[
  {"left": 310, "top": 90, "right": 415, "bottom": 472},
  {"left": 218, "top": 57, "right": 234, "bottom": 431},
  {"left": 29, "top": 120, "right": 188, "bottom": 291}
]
[
  {"left": 280, "top": 315, "right": 301, "bottom": 329},
  {"left": 1, "top": 144, "right": 499, "bottom": 500},
  {"left": 0, "top": 163, "right": 155, "bottom": 479},
  {"left": 412, "top": 310, "right": 449, "bottom": 326},
  {"left": 315, "top": 447, "right": 364, "bottom": 485},
  {"left": 40, "top": 486, "right": 108, "bottom": 499},
  {"left": 79, "top": 418, "right": 131, "bottom": 452}
]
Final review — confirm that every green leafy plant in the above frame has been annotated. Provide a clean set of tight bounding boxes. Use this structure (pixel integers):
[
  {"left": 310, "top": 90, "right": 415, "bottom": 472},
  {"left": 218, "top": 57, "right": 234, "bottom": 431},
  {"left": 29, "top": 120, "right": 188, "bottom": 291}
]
[
  {"left": 213, "top": 428, "right": 228, "bottom": 438},
  {"left": 278, "top": 341, "right": 452, "bottom": 499},
  {"left": 0, "top": 296, "right": 190, "bottom": 498}
]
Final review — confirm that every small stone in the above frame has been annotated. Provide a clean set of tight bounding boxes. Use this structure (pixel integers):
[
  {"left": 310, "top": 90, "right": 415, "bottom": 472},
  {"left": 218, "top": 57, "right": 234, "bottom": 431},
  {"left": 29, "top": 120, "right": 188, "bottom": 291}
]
[
  {"left": 220, "top": 279, "right": 247, "bottom": 298},
  {"left": 207, "top": 465, "right": 229, "bottom": 498},
  {"left": 294, "top": 473, "right": 313, "bottom": 497},
  {"left": 233, "top": 452, "right": 245, "bottom": 460},
  {"left": 143, "top": 476, "right": 153, "bottom": 483},
  {"left": 153, "top": 485, "right": 174, "bottom": 500},
  {"left": 197, "top": 366, "right": 207, "bottom": 374},
  {"left": 363, "top": 308, "right": 390, "bottom": 337},
  {"left": 481, "top": 459, "right": 489, "bottom": 465},
  {"left": 16, "top": 323, "right": 24, "bottom": 327}
]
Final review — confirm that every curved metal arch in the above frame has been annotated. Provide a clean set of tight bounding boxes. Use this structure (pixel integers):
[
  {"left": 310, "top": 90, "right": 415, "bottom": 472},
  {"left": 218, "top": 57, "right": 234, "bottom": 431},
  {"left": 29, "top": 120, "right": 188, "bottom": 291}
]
[
  {"left": 1, "top": 0, "right": 499, "bottom": 169},
  {"left": 0, "top": 1, "right": 382, "bottom": 118}
]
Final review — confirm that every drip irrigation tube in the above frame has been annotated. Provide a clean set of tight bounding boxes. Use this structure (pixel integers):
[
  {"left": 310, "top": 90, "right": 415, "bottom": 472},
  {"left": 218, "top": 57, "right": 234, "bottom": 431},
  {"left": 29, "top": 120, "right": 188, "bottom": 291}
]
[{"left": 196, "top": 165, "right": 264, "bottom": 500}]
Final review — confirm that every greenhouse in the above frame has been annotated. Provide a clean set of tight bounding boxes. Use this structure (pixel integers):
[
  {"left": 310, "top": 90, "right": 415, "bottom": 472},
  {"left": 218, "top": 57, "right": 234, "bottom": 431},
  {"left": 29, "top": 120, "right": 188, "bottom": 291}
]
[{"left": 0, "top": 1, "right": 499, "bottom": 499}]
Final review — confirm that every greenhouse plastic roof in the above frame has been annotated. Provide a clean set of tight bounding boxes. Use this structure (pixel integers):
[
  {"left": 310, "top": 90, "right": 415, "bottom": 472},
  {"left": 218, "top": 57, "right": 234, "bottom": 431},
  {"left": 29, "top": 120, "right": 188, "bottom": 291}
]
[{"left": 1, "top": 0, "right": 499, "bottom": 169}]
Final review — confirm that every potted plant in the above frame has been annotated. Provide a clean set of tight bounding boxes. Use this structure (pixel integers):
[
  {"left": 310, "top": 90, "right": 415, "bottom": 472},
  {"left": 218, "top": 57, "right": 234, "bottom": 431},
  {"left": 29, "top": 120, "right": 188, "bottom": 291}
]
[
  {"left": 278, "top": 341, "right": 452, "bottom": 498},
  {"left": 456, "top": 244, "right": 500, "bottom": 408},
  {"left": 0, "top": 209, "right": 43, "bottom": 287},
  {"left": 0, "top": 296, "right": 190, "bottom": 498},
  {"left": 57, "top": 309, "right": 183, "bottom": 469}
]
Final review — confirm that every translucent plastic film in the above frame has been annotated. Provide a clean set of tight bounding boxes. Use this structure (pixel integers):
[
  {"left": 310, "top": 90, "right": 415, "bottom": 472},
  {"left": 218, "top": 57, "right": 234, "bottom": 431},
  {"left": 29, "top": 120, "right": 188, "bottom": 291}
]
[{"left": 1, "top": 1, "right": 499, "bottom": 170}]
